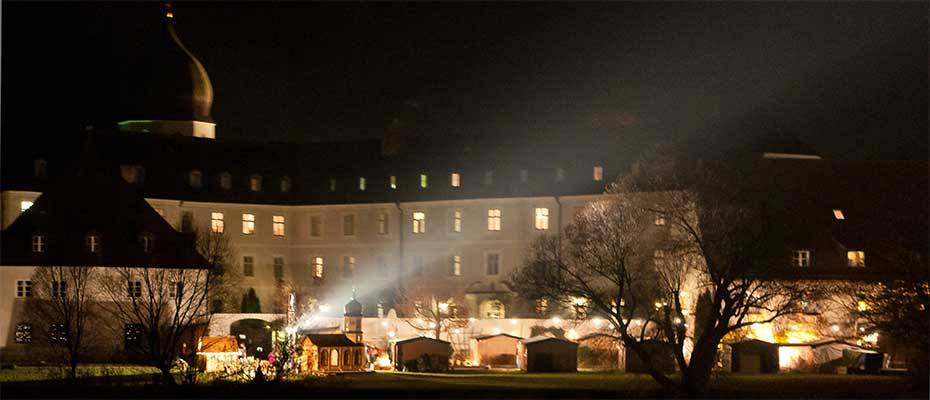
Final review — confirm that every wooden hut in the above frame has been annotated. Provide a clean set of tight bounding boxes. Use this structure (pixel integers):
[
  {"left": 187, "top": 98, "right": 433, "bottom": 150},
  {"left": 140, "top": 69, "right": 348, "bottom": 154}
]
[
  {"left": 471, "top": 333, "right": 521, "bottom": 367},
  {"left": 730, "top": 339, "right": 779, "bottom": 374},
  {"left": 577, "top": 333, "right": 621, "bottom": 370},
  {"left": 518, "top": 336, "right": 578, "bottom": 373},
  {"left": 196, "top": 335, "right": 240, "bottom": 372},
  {"left": 301, "top": 334, "right": 366, "bottom": 373},
  {"left": 392, "top": 337, "right": 454, "bottom": 372}
]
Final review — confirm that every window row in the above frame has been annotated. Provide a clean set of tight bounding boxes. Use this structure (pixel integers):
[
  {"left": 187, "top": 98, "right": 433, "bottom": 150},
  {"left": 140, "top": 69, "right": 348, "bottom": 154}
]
[
  {"left": 328, "top": 166, "right": 606, "bottom": 193},
  {"left": 299, "top": 252, "right": 501, "bottom": 279},
  {"left": 14, "top": 279, "right": 186, "bottom": 299},
  {"left": 242, "top": 256, "right": 287, "bottom": 280},
  {"left": 29, "top": 233, "right": 154, "bottom": 254},
  {"left": 790, "top": 249, "right": 866, "bottom": 268},
  {"left": 188, "top": 170, "right": 292, "bottom": 193},
  {"left": 15, "top": 322, "right": 144, "bottom": 347}
]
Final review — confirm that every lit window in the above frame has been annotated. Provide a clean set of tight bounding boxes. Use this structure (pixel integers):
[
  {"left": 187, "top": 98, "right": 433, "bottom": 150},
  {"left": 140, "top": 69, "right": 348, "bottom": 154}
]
[
  {"left": 487, "top": 209, "right": 501, "bottom": 231},
  {"left": 249, "top": 174, "right": 262, "bottom": 192},
  {"left": 451, "top": 210, "right": 462, "bottom": 233},
  {"left": 139, "top": 233, "right": 154, "bottom": 253},
  {"left": 242, "top": 213, "right": 255, "bottom": 235},
  {"left": 120, "top": 165, "right": 145, "bottom": 183},
  {"left": 534, "top": 208, "right": 549, "bottom": 230},
  {"left": 312, "top": 256, "right": 324, "bottom": 278},
  {"left": 654, "top": 216, "right": 667, "bottom": 226},
  {"left": 31, "top": 235, "right": 46, "bottom": 253},
  {"left": 342, "top": 256, "right": 355, "bottom": 278},
  {"left": 309, "top": 215, "right": 323, "bottom": 238},
  {"left": 51, "top": 281, "right": 66, "bottom": 298},
  {"left": 219, "top": 172, "right": 232, "bottom": 190},
  {"left": 15, "top": 323, "right": 32, "bottom": 344},
  {"left": 189, "top": 170, "right": 202, "bottom": 188},
  {"left": 413, "top": 255, "right": 424, "bottom": 276},
  {"left": 353, "top": 177, "right": 363, "bottom": 192},
  {"left": 86, "top": 234, "right": 101, "bottom": 254},
  {"left": 793, "top": 250, "right": 810, "bottom": 267},
  {"left": 343, "top": 214, "right": 355, "bottom": 236},
  {"left": 486, "top": 253, "right": 500, "bottom": 275},
  {"left": 378, "top": 213, "right": 389, "bottom": 235},
  {"left": 127, "top": 281, "right": 142, "bottom": 298},
  {"left": 20, "top": 201, "right": 33, "bottom": 211},
  {"left": 833, "top": 209, "right": 845, "bottom": 220},
  {"left": 15, "top": 280, "right": 32, "bottom": 298},
  {"left": 480, "top": 300, "right": 505, "bottom": 319},
  {"left": 593, "top": 166, "right": 604, "bottom": 181},
  {"left": 451, "top": 172, "right": 461, "bottom": 187},
  {"left": 847, "top": 251, "right": 865, "bottom": 267},
  {"left": 329, "top": 179, "right": 337, "bottom": 192},
  {"left": 412, "top": 212, "right": 426, "bottom": 234},
  {"left": 273, "top": 257, "right": 285, "bottom": 280},
  {"left": 211, "top": 212, "right": 225, "bottom": 233},
  {"left": 555, "top": 168, "right": 565, "bottom": 182},
  {"left": 450, "top": 255, "right": 461, "bottom": 276},
  {"left": 420, "top": 174, "right": 428, "bottom": 188},
  {"left": 520, "top": 169, "right": 528, "bottom": 183},
  {"left": 389, "top": 175, "right": 397, "bottom": 190},
  {"left": 535, "top": 299, "right": 548, "bottom": 316},
  {"left": 484, "top": 171, "right": 494, "bottom": 185},
  {"left": 273, "top": 215, "right": 285, "bottom": 237},
  {"left": 243, "top": 256, "right": 254, "bottom": 277}
]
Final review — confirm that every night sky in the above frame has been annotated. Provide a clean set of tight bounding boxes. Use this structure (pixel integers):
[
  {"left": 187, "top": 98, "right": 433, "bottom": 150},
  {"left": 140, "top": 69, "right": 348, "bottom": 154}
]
[{"left": 2, "top": 2, "right": 927, "bottom": 162}]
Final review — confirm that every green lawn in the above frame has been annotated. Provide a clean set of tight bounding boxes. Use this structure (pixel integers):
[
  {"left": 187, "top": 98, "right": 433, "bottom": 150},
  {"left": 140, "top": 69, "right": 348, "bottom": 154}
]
[{"left": 0, "top": 365, "right": 161, "bottom": 383}]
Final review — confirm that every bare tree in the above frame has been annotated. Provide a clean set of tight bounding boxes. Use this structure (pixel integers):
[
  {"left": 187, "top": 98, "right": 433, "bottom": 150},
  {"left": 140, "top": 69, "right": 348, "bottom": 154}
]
[
  {"left": 395, "top": 276, "right": 469, "bottom": 341},
  {"left": 513, "top": 163, "right": 807, "bottom": 395},
  {"left": 30, "top": 265, "right": 98, "bottom": 379}
]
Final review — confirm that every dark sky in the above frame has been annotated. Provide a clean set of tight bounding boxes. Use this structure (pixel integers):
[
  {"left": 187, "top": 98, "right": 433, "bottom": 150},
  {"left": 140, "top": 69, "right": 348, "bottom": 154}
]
[{"left": 2, "top": 2, "right": 927, "bottom": 162}]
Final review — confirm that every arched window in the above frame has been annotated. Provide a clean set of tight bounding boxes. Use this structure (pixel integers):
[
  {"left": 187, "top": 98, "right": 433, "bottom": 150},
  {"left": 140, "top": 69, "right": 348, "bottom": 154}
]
[
  {"left": 280, "top": 177, "right": 292, "bottom": 193},
  {"left": 320, "top": 349, "right": 329, "bottom": 366},
  {"left": 330, "top": 349, "right": 339, "bottom": 366},
  {"left": 343, "top": 348, "right": 350, "bottom": 366},
  {"left": 249, "top": 174, "right": 262, "bottom": 192},
  {"left": 189, "top": 170, "right": 203, "bottom": 188}
]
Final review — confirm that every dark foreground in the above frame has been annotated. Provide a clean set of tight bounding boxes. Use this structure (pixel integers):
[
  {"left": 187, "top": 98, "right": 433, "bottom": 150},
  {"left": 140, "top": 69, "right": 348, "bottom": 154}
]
[{"left": 1, "top": 370, "right": 924, "bottom": 399}]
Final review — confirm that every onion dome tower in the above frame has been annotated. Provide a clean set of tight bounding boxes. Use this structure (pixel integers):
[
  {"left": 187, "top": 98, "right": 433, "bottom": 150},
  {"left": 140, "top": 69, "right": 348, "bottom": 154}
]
[
  {"left": 344, "top": 290, "right": 364, "bottom": 343},
  {"left": 118, "top": 4, "right": 216, "bottom": 139}
]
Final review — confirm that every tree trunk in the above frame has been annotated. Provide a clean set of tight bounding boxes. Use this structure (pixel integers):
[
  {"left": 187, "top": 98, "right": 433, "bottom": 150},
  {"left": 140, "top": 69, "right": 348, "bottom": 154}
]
[
  {"left": 681, "top": 339, "right": 719, "bottom": 396},
  {"left": 69, "top": 359, "right": 78, "bottom": 380},
  {"left": 159, "top": 365, "right": 176, "bottom": 385}
]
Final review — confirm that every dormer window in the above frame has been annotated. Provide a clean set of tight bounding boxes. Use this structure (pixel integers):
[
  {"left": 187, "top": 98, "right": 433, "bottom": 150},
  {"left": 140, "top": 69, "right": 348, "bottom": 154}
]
[
  {"left": 847, "top": 251, "right": 865, "bottom": 267},
  {"left": 20, "top": 201, "right": 33, "bottom": 212},
  {"left": 484, "top": 171, "right": 494, "bottom": 185},
  {"left": 389, "top": 175, "right": 397, "bottom": 190},
  {"left": 249, "top": 174, "right": 262, "bottom": 192},
  {"left": 833, "top": 209, "right": 845, "bottom": 220},
  {"left": 359, "top": 177, "right": 366, "bottom": 191},
  {"left": 451, "top": 173, "right": 461, "bottom": 188},
  {"left": 280, "top": 177, "right": 292, "bottom": 193},
  {"left": 219, "top": 172, "right": 232, "bottom": 190},
  {"left": 555, "top": 168, "right": 565, "bottom": 182},
  {"left": 420, "top": 174, "right": 428, "bottom": 189},
  {"left": 593, "top": 166, "right": 604, "bottom": 181},
  {"left": 34, "top": 158, "right": 47, "bottom": 180},
  {"left": 188, "top": 170, "right": 202, "bottom": 188},
  {"left": 86, "top": 234, "right": 101, "bottom": 254},
  {"left": 520, "top": 169, "right": 529, "bottom": 183},
  {"left": 120, "top": 165, "right": 145, "bottom": 184},
  {"left": 329, "top": 179, "right": 337, "bottom": 192},
  {"left": 31, "top": 235, "right": 46, "bottom": 253},
  {"left": 792, "top": 250, "right": 810, "bottom": 267},
  {"left": 139, "top": 233, "right": 154, "bottom": 253}
]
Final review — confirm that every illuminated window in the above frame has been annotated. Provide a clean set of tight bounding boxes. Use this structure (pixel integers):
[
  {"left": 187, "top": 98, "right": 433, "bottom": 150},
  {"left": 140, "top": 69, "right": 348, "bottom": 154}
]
[
  {"left": 792, "top": 250, "right": 810, "bottom": 267},
  {"left": 535, "top": 299, "right": 548, "bottom": 316},
  {"left": 593, "top": 166, "right": 603, "bottom": 181},
  {"left": 211, "top": 212, "right": 225, "bottom": 233},
  {"left": 329, "top": 179, "right": 337, "bottom": 192},
  {"left": 412, "top": 212, "right": 426, "bottom": 234},
  {"left": 555, "top": 168, "right": 565, "bottom": 182},
  {"left": 451, "top": 172, "right": 461, "bottom": 187},
  {"left": 31, "top": 235, "right": 46, "bottom": 253},
  {"left": 520, "top": 169, "right": 528, "bottom": 183},
  {"left": 654, "top": 216, "right": 667, "bottom": 226},
  {"left": 833, "top": 209, "right": 845, "bottom": 220},
  {"left": 249, "top": 174, "right": 262, "bottom": 192},
  {"left": 378, "top": 212, "right": 389, "bottom": 235},
  {"left": 280, "top": 177, "right": 292, "bottom": 193},
  {"left": 342, "top": 256, "right": 355, "bottom": 278},
  {"left": 86, "top": 234, "right": 101, "bottom": 254},
  {"left": 343, "top": 214, "right": 355, "bottom": 236},
  {"left": 847, "top": 251, "right": 865, "bottom": 267},
  {"left": 189, "top": 170, "right": 202, "bottom": 188},
  {"left": 242, "top": 256, "right": 254, "bottom": 277},
  {"left": 15, "top": 323, "right": 32, "bottom": 344},
  {"left": 15, "top": 280, "right": 32, "bottom": 297},
  {"left": 330, "top": 349, "right": 339, "bottom": 366},
  {"left": 480, "top": 300, "right": 505, "bottom": 319},
  {"left": 359, "top": 177, "right": 366, "bottom": 191},
  {"left": 312, "top": 256, "right": 324, "bottom": 278},
  {"left": 420, "top": 174, "right": 428, "bottom": 188},
  {"left": 273, "top": 215, "right": 285, "bottom": 236},
  {"left": 20, "top": 200, "right": 33, "bottom": 211},
  {"left": 535, "top": 208, "right": 549, "bottom": 230},
  {"left": 127, "top": 281, "right": 142, "bottom": 298},
  {"left": 242, "top": 213, "right": 255, "bottom": 235},
  {"left": 120, "top": 165, "right": 145, "bottom": 183},
  {"left": 451, "top": 210, "right": 462, "bottom": 233},
  {"left": 413, "top": 255, "right": 424, "bottom": 276},
  {"left": 487, "top": 209, "right": 501, "bottom": 231},
  {"left": 219, "top": 172, "right": 232, "bottom": 190},
  {"left": 450, "top": 255, "right": 461, "bottom": 276},
  {"left": 389, "top": 175, "right": 397, "bottom": 190},
  {"left": 34, "top": 158, "right": 47, "bottom": 180},
  {"left": 51, "top": 281, "right": 66, "bottom": 298},
  {"left": 273, "top": 257, "right": 285, "bottom": 280},
  {"left": 309, "top": 215, "right": 323, "bottom": 238},
  {"left": 139, "top": 233, "right": 154, "bottom": 253},
  {"left": 180, "top": 211, "right": 194, "bottom": 232},
  {"left": 486, "top": 253, "right": 500, "bottom": 275},
  {"left": 484, "top": 170, "right": 494, "bottom": 185}
]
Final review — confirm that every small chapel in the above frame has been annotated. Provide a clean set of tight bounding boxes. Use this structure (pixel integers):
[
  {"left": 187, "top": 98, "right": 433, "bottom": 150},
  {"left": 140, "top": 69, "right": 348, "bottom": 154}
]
[{"left": 300, "top": 296, "right": 367, "bottom": 373}]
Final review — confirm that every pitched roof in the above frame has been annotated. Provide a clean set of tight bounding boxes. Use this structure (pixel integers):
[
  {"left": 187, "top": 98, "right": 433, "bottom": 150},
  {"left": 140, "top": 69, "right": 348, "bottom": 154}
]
[
  {"left": 394, "top": 336, "right": 452, "bottom": 345},
  {"left": 474, "top": 333, "right": 522, "bottom": 341},
  {"left": 303, "top": 334, "right": 363, "bottom": 347},
  {"left": 522, "top": 335, "right": 576, "bottom": 345}
]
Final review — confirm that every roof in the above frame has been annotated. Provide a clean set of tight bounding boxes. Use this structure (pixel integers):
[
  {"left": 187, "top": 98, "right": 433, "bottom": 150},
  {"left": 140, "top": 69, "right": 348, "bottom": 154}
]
[
  {"left": 198, "top": 336, "right": 238, "bottom": 353},
  {"left": 303, "top": 334, "right": 363, "bottom": 348},
  {"left": 521, "top": 336, "right": 576, "bottom": 346},
  {"left": 394, "top": 336, "right": 452, "bottom": 346},
  {"left": 474, "top": 333, "right": 522, "bottom": 341}
]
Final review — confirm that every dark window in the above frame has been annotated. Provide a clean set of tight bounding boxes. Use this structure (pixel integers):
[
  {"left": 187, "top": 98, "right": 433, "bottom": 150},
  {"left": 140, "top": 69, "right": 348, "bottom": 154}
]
[
  {"left": 127, "top": 281, "right": 142, "bottom": 298},
  {"left": 273, "top": 257, "right": 285, "bottom": 281},
  {"left": 124, "top": 323, "right": 143, "bottom": 348},
  {"left": 180, "top": 211, "right": 194, "bottom": 233},
  {"left": 15, "top": 323, "right": 32, "bottom": 344},
  {"left": 48, "top": 323, "right": 67, "bottom": 344},
  {"left": 243, "top": 256, "right": 254, "bottom": 277}
]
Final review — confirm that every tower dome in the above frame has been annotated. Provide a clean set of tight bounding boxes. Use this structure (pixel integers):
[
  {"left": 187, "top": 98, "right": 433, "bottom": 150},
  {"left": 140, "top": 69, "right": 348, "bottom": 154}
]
[
  {"left": 344, "top": 297, "right": 363, "bottom": 317},
  {"left": 118, "top": 4, "right": 216, "bottom": 139}
]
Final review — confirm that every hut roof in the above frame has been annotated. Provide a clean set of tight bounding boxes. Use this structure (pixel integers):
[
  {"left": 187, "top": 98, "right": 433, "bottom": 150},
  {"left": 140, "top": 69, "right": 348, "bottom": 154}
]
[
  {"left": 304, "top": 334, "right": 363, "bottom": 347},
  {"left": 474, "top": 333, "right": 522, "bottom": 341},
  {"left": 198, "top": 336, "right": 239, "bottom": 353}
]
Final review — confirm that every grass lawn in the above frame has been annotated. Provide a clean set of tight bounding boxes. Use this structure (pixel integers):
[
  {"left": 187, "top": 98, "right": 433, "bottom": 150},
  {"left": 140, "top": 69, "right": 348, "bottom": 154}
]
[{"left": 0, "top": 365, "right": 161, "bottom": 383}]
